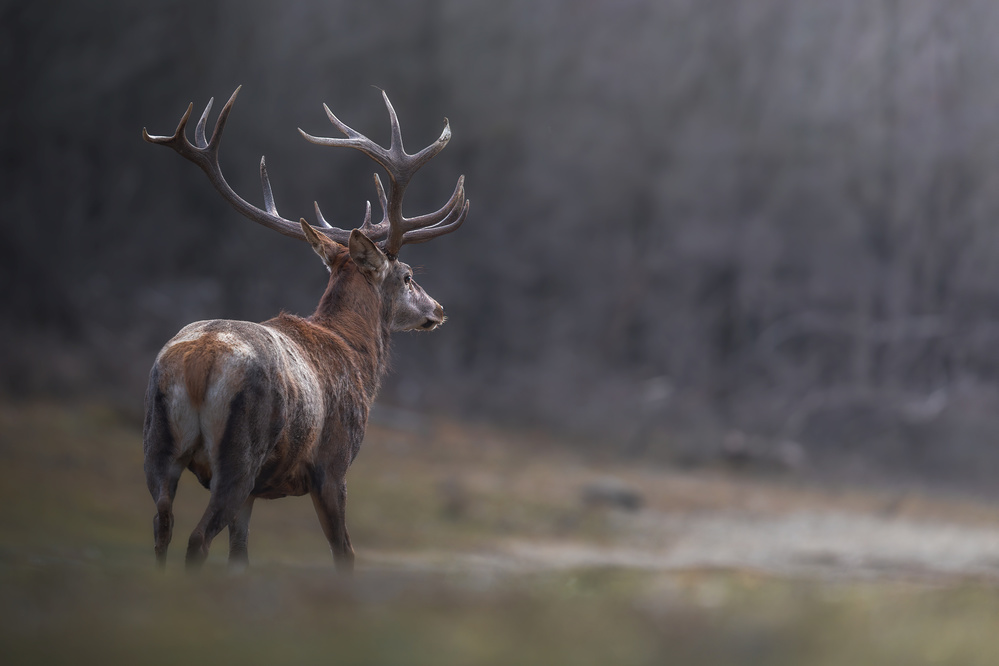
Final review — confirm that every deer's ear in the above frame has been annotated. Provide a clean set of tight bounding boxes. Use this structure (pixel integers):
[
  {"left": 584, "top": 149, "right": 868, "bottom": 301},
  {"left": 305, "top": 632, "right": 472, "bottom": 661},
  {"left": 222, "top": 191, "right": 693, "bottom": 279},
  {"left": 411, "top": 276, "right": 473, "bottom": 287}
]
[
  {"left": 348, "top": 229, "right": 388, "bottom": 277},
  {"left": 300, "top": 219, "right": 339, "bottom": 270}
]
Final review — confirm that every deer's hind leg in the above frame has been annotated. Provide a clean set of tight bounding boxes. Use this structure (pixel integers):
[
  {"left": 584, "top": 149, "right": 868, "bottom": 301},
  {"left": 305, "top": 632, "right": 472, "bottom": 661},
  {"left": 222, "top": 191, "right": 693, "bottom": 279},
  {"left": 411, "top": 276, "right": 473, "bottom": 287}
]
[
  {"left": 186, "top": 467, "right": 256, "bottom": 570},
  {"left": 185, "top": 388, "right": 263, "bottom": 570},
  {"left": 143, "top": 378, "right": 189, "bottom": 568},
  {"left": 147, "top": 462, "right": 184, "bottom": 568}
]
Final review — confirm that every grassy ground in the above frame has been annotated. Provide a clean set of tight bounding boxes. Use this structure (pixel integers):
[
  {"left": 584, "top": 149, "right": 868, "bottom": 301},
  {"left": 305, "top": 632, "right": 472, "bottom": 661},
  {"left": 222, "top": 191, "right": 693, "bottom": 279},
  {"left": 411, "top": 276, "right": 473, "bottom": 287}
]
[{"left": 2, "top": 400, "right": 999, "bottom": 665}]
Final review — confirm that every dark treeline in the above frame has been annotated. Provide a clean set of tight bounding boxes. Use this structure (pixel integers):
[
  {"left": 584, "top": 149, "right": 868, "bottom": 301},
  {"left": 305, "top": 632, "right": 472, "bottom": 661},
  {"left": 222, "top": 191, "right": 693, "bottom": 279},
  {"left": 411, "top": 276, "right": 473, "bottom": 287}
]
[{"left": 5, "top": 0, "right": 999, "bottom": 482}]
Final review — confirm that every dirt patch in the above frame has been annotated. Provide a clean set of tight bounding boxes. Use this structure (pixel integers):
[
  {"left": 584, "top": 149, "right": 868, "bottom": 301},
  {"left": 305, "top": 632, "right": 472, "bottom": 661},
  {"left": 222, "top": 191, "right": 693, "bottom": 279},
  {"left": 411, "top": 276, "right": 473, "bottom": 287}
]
[{"left": 360, "top": 509, "right": 999, "bottom": 583}]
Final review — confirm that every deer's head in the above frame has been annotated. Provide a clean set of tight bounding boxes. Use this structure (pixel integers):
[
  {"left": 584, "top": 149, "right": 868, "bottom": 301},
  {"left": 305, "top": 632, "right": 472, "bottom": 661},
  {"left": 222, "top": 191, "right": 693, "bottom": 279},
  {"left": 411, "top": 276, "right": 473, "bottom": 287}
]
[
  {"left": 143, "top": 87, "right": 468, "bottom": 334},
  {"left": 300, "top": 221, "right": 445, "bottom": 332}
]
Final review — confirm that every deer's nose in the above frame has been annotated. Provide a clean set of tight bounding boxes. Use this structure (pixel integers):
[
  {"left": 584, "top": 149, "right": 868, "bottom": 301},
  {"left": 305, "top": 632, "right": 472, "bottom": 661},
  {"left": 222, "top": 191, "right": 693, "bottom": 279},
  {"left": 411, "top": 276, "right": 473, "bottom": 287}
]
[{"left": 421, "top": 303, "right": 445, "bottom": 330}]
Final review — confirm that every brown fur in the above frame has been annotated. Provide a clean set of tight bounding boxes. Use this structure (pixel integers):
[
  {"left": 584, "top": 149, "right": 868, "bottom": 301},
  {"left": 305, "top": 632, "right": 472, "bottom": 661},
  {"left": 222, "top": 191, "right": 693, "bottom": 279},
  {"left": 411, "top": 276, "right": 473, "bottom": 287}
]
[{"left": 158, "top": 333, "right": 231, "bottom": 409}]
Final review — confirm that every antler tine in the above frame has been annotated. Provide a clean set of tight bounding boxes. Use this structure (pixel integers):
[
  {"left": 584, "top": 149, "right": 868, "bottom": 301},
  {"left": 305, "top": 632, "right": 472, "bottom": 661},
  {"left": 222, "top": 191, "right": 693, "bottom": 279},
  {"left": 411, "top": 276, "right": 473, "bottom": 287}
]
[
  {"left": 399, "top": 199, "right": 471, "bottom": 246},
  {"left": 298, "top": 106, "right": 391, "bottom": 169},
  {"left": 385, "top": 179, "right": 467, "bottom": 255},
  {"left": 195, "top": 97, "right": 213, "bottom": 148},
  {"left": 359, "top": 201, "right": 373, "bottom": 231},
  {"left": 208, "top": 87, "right": 239, "bottom": 151},
  {"left": 313, "top": 201, "right": 333, "bottom": 229},
  {"left": 143, "top": 86, "right": 358, "bottom": 245},
  {"left": 402, "top": 176, "right": 465, "bottom": 230},
  {"left": 373, "top": 173, "right": 389, "bottom": 218},
  {"left": 381, "top": 90, "right": 405, "bottom": 155},
  {"left": 142, "top": 101, "right": 193, "bottom": 148},
  {"left": 408, "top": 117, "right": 452, "bottom": 173},
  {"left": 352, "top": 173, "right": 392, "bottom": 241},
  {"left": 385, "top": 176, "right": 465, "bottom": 254},
  {"left": 260, "top": 156, "right": 279, "bottom": 217}
]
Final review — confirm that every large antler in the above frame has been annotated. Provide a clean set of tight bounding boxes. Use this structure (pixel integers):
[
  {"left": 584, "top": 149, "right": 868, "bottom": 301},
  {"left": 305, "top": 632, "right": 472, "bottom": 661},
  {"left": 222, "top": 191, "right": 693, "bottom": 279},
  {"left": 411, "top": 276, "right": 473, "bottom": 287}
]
[
  {"left": 143, "top": 86, "right": 469, "bottom": 255},
  {"left": 143, "top": 87, "right": 337, "bottom": 243},
  {"left": 299, "top": 90, "right": 469, "bottom": 258}
]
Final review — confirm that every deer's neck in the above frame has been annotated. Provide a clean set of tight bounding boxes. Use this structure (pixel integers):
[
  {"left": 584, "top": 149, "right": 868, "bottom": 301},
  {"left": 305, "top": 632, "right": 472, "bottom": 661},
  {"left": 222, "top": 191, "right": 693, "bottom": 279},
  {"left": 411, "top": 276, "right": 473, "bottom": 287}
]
[{"left": 307, "top": 263, "right": 391, "bottom": 397}]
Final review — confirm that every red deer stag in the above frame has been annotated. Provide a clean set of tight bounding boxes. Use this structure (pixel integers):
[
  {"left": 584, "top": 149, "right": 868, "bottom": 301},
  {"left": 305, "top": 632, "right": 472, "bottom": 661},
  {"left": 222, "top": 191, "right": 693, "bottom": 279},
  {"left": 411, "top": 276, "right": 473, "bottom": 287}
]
[{"left": 141, "top": 87, "right": 468, "bottom": 571}]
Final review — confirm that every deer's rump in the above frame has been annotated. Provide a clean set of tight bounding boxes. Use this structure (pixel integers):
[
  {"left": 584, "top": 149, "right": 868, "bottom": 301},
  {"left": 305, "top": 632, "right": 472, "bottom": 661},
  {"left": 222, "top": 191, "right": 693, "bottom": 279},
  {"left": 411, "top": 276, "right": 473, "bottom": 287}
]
[{"left": 146, "top": 319, "right": 325, "bottom": 498}]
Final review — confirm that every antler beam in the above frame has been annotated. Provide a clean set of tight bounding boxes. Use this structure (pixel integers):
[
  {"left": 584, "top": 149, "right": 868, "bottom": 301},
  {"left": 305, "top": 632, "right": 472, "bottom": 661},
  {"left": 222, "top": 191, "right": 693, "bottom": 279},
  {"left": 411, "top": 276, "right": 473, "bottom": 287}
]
[{"left": 143, "top": 87, "right": 347, "bottom": 243}]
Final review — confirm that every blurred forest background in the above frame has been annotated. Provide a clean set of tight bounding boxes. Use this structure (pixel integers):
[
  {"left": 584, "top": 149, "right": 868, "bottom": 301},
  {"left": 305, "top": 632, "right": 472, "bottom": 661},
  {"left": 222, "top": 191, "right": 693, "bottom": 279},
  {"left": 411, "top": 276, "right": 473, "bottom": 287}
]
[{"left": 4, "top": 0, "right": 999, "bottom": 488}]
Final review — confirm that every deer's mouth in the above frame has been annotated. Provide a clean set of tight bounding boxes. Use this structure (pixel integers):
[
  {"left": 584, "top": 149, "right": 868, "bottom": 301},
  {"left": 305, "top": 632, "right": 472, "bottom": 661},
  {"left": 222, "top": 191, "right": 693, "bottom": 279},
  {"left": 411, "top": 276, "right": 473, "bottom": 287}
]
[{"left": 420, "top": 319, "right": 439, "bottom": 330}]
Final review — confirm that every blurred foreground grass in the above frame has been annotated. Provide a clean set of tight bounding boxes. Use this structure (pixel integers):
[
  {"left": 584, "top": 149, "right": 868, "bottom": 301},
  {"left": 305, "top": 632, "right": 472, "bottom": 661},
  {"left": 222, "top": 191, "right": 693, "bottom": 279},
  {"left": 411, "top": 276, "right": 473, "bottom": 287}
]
[{"left": 1, "top": 400, "right": 999, "bottom": 665}]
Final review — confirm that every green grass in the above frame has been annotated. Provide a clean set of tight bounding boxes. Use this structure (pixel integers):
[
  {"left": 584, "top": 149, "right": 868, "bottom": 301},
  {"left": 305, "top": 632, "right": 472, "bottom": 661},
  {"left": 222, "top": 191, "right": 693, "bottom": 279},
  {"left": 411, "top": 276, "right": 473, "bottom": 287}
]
[
  {"left": 4, "top": 563, "right": 999, "bottom": 666},
  {"left": 2, "top": 401, "right": 999, "bottom": 665}
]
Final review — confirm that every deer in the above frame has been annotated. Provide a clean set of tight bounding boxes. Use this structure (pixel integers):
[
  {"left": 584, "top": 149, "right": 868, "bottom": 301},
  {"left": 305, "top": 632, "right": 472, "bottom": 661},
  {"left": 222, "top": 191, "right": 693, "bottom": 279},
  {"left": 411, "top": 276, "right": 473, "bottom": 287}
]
[{"left": 141, "top": 86, "right": 468, "bottom": 572}]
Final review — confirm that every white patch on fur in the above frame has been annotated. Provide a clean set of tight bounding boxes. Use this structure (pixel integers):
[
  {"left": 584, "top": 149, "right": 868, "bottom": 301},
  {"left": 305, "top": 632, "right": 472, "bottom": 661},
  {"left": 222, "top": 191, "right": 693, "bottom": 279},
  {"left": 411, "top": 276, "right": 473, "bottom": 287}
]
[
  {"left": 260, "top": 326, "right": 325, "bottom": 423},
  {"left": 199, "top": 352, "right": 249, "bottom": 462},
  {"left": 167, "top": 381, "right": 200, "bottom": 458},
  {"left": 160, "top": 322, "right": 212, "bottom": 458}
]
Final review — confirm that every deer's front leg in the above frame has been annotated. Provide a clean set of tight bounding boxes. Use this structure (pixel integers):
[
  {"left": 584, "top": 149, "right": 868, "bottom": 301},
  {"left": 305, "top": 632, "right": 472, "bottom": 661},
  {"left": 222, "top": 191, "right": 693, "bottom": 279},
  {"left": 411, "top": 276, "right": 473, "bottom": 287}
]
[
  {"left": 310, "top": 475, "right": 354, "bottom": 573},
  {"left": 227, "top": 496, "right": 255, "bottom": 572}
]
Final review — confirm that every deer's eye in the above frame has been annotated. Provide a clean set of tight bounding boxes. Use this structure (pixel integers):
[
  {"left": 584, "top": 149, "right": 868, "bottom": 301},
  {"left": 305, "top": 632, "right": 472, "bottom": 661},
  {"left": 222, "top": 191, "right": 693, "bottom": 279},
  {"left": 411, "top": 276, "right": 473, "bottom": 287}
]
[{"left": 403, "top": 274, "right": 412, "bottom": 285}]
